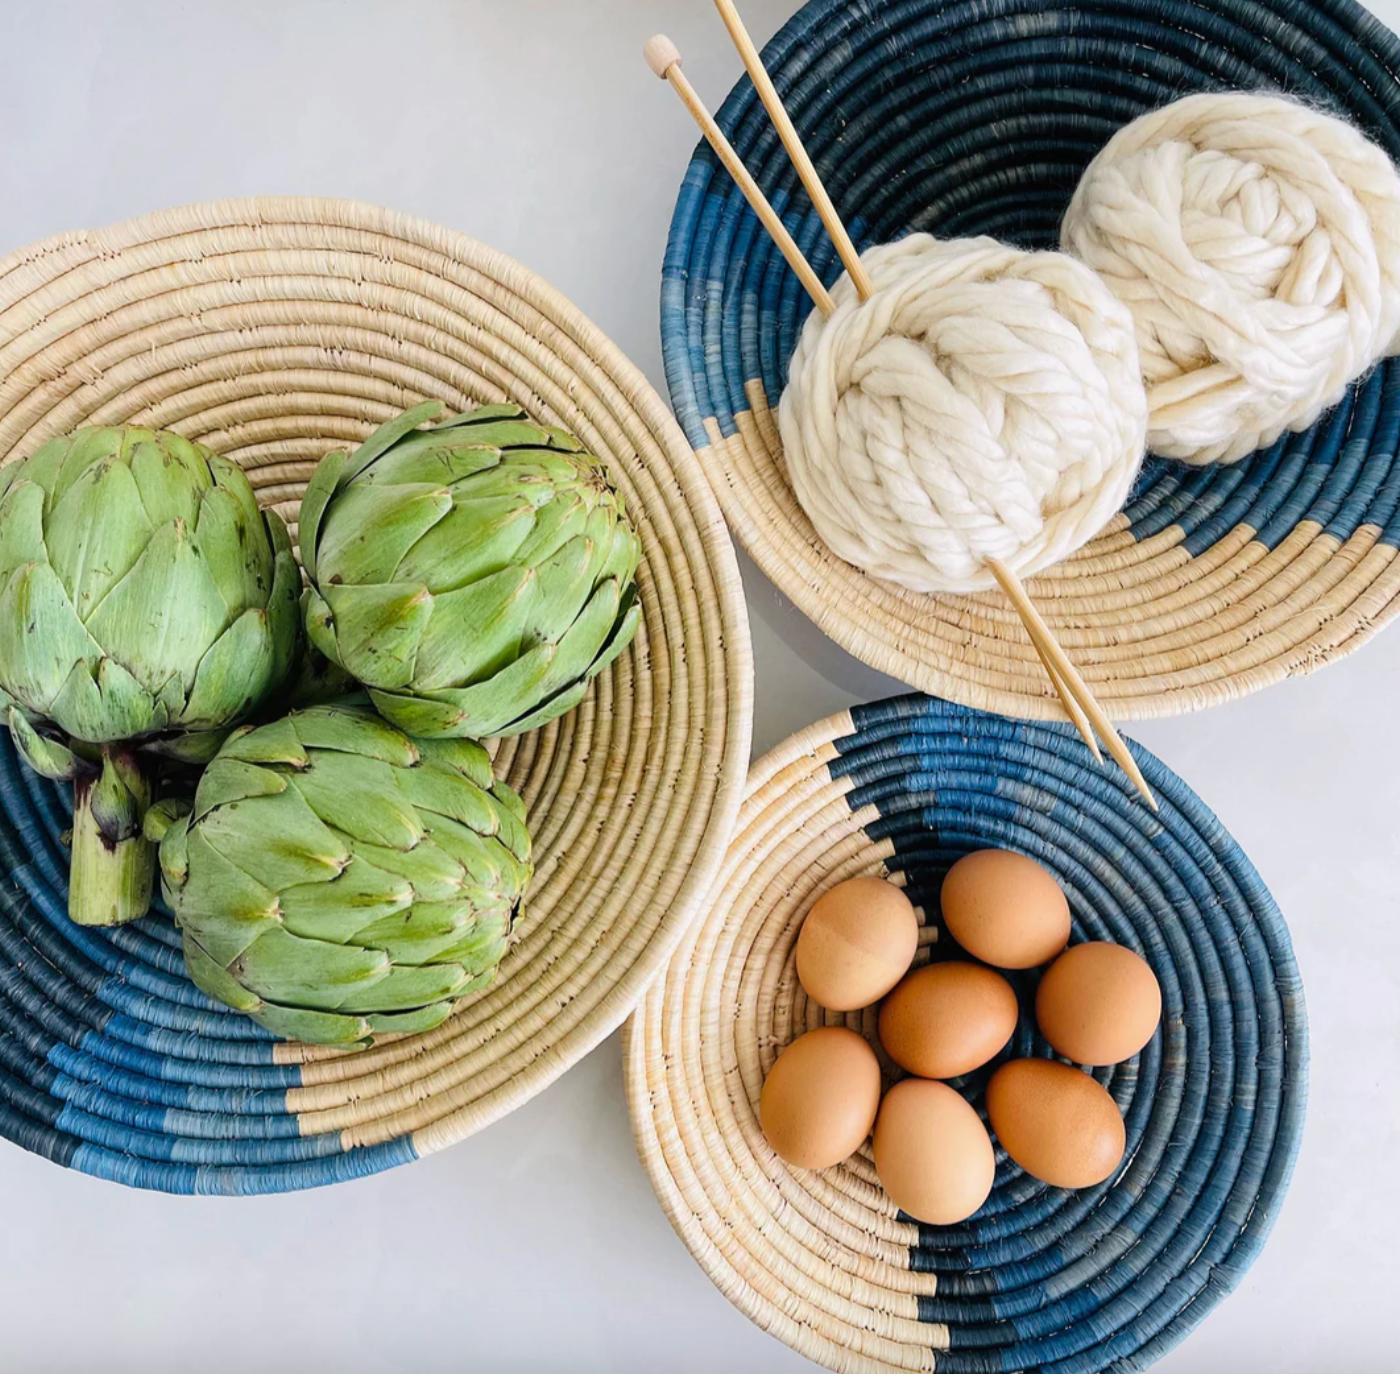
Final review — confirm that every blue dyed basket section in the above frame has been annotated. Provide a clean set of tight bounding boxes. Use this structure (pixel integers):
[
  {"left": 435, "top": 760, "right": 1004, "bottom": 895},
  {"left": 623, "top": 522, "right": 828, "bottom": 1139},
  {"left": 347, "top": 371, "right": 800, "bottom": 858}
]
[
  {"left": 659, "top": 0, "right": 1400, "bottom": 553},
  {"left": 0, "top": 735, "right": 419, "bottom": 1194},
  {"left": 818, "top": 695, "right": 1306, "bottom": 1373}
]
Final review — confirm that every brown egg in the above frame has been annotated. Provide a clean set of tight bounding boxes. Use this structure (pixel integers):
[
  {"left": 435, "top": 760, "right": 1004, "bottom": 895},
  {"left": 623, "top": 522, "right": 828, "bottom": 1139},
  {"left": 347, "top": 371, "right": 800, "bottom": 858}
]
[
  {"left": 1036, "top": 942, "right": 1162, "bottom": 1066},
  {"left": 878, "top": 961, "right": 1019, "bottom": 1079},
  {"left": 940, "top": 850, "right": 1070, "bottom": 969},
  {"left": 796, "top": 876, "right": 919, "bottom": 1012},
  {"left": 986, "top": 1058, "right": 1126, "bottom": 1188},
  {"left": 873, "top": 1078, "right": 996, "bottom": 1224},
  {"left": 759, "top": 1027, "right": 882, "bottom": 1170}
]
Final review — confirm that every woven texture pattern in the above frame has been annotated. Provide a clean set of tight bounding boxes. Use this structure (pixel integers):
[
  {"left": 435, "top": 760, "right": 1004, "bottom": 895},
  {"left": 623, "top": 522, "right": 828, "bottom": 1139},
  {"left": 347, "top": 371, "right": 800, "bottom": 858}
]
[
  {"left": 0, "top": 197, "right": 752, "bottom": 1193},
  {"left": 661, "top": 0, "right": 1400, "bottom": 718},
  {"left": 625, "top": 695, "right": 1307, "bottom": 1373}
]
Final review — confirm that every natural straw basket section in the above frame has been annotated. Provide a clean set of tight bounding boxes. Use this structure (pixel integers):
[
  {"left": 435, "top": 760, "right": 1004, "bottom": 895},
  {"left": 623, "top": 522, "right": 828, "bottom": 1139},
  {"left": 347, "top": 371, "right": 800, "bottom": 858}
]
[
  {"left": 662, "top": 0, "right": 1400, "bottom": 720},
  {"left": 0, "top": 197, "right": 752, "bottom": 1194},
  {"left": 625, "top": 695, "right": 1307, "bottom": 1373}
]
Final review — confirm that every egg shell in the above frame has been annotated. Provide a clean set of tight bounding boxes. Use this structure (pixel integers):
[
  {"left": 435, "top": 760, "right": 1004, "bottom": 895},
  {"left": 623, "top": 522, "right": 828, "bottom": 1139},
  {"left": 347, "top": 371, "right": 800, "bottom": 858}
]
[
  {"left": 873, "top": 1078, "right": 995, "bottom": 1224},
  {"left": 878, "top": 961, "right": 1019, "bottom": 1079},
  {"left": 986, "top": 1058, "right": 1126, "bottom": 1188},
  {"left": 940, "top": 850, "right": 1070, "bottom": 969},
  {"left": 1036, "top": 941, "right": 1162, "bottom": 1066},
  {"left": 796, "top": 876, "right": 919, "bottom": 1012},
  {"left": 759, "top": 1026, "right": 882, "bottom": 1170}
]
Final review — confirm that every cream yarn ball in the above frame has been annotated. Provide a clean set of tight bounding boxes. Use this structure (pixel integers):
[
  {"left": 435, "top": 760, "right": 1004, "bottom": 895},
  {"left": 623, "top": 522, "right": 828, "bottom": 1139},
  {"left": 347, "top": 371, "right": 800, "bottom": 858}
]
[
  {"left": 777, "top": 234, "right": 1148, "bottom": 594},
  {"left": 1063, "top": 92, "right": 1400, "bottom": 465}
]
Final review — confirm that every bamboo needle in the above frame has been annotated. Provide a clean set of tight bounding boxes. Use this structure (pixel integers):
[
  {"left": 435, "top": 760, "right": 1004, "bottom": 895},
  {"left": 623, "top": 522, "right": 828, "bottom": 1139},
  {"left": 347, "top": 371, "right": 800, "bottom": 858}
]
[
  {"left": 987, "top": 559, "right": 1158, "bottom": 809},
  {"left": 644, "top": 36, "right": 834, "bottom": 319},
  {"left": 711, "top": 0, "right": 875, "bottom": 303},
  {"left": 647, "top": 19, "right": 1154, "bottom": 806}
]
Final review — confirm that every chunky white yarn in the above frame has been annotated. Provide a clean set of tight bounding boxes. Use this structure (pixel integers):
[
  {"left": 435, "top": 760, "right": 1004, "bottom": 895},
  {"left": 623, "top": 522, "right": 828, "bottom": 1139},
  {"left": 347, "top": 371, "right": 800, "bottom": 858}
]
[
  {"left": 1063, "top": 92, "right": 1400, "bottom": 465},
  {"left": 777, "top": 234, "right": 1148, "bottom": 594}
]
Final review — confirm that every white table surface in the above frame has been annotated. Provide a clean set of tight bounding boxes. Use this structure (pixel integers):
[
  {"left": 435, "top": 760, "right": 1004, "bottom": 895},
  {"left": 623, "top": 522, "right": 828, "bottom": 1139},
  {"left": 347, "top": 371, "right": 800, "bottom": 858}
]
[{"left": 1, "top": 2, "right": 1397, "bottom": 1370}]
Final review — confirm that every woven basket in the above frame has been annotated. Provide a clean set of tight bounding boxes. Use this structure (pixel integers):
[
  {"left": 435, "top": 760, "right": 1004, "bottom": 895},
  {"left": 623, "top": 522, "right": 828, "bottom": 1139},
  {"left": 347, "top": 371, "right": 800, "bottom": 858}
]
[
  {"left": 625, "top": 695, "right": 1307, "bottom": 1373},
  {"left": 0, "top": 197, "right": 752, "bottom": 1194},
  {"left": 661, "top": 0, "right": 1400, "bottom": 720}
]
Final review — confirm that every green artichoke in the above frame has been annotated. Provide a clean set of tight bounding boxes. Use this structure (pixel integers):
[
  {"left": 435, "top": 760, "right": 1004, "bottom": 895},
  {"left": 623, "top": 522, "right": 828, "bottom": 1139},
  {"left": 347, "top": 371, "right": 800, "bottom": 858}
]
[
  {"left": 147, "top": 705, "right": 533, "bottom": 1047},
  {"left": 299, "top": 401, "right": 641, "bottom": 739},
  {"left": 0, "top": 426, "right": 299, "bottom": 926}
]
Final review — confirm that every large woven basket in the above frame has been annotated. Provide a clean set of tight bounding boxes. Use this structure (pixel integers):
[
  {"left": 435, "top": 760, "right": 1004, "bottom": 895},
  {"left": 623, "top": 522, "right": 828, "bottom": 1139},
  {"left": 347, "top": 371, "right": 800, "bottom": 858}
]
[
  {"left": 625, "top": 695, "right": 1308, "bottom": 1372},
  {"left": 661, "top": 0, "right": 1400, "bottom": 719},
  {"left": 0, "top": 197, "right": 752, "bottom": 1194}
]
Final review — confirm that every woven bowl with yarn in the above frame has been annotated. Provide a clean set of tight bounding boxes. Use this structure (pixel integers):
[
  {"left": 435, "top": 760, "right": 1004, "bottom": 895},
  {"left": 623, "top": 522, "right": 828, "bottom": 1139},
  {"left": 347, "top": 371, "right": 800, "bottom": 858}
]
[
  {"left": 662, "top": 0, "right": 1400, "bottom": 716},
  {"left": 0, "top": 198, "right": 752, "bottom": 1194},
  {"left": 625, "top": 694, "right": 1308, "bottom": 1373}
]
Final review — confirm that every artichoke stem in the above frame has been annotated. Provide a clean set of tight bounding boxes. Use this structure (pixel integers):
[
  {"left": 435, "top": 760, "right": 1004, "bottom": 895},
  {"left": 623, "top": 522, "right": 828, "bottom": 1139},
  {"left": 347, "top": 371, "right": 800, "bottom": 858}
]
[{"left": 68, "top": 749, "right": 155, "bottom": 927}]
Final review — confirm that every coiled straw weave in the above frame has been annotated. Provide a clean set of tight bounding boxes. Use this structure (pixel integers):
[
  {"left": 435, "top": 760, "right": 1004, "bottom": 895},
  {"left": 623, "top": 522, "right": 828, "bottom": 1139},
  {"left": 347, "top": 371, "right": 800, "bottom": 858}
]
[
  {"left": 625, "top": 695, "right": 1307, "bottom": 1373},
  {"left": 0, "top": 197, "right": 752, "bottom": 1193},
  {"left": 661, "top": 0, "right": 1400, "bottom": 718}
]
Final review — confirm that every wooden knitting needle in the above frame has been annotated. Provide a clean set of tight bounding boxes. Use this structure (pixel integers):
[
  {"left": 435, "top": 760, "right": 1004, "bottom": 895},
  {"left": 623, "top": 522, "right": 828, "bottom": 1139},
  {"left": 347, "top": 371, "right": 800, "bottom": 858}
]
[
  {"left": 647, "top": 23, "right": 1154, "bottom": 806},
  {"left": 644, "top": 36, "right": 834, "bottom": 319},
  {"left": 987, "top": 559, "right": 1157, "bottom": 809},
  {"left": 711, "top": 0, "right": 874, "bottom": 303}
]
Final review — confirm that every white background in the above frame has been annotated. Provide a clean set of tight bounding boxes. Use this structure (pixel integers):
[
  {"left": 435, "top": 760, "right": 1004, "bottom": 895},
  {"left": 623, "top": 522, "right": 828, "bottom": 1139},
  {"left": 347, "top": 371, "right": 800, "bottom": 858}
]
[{"left": 0, "top": 1, "right": 1396, "bottom": 1370}]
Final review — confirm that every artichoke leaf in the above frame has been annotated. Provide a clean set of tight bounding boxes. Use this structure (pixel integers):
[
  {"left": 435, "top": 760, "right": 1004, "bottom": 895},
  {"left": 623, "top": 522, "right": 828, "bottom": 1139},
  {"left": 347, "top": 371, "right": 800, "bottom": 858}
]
[
  {"left": 289, "top": 752, "right": 425, "bottom": 850},
  {"left": 302, "top": 586, "right": 344, "bottom": 669},
  {"left": 168, "top": 829, "right": 281, "bottom": 956},
  {"left": 408, "top": 565, "right": 533, "bottom": 691},
  {"left": 232, "top": 925, "right": 393, "bottom": 1012},
  {"left": 369, "top": 637, "right": 555, "bottom": 738},
  {"left": 361, "top": 432, "right": 505, "bottom": 487},
  {"left": 489, "top": 778, "right": 528, "bottom": 826},
  {"left": 435, "top": 402, "right": 529, "bottom": 429},
  {"left": 129, "top": 434, "right": 213, "bottom": 530},
  {"left": 346, "top": 899, "right": 477, "bottom": 964},
  {"left": 391, "top": 495, "right": 536, "bottom": 591},
  {"left": 434, "top": 914, "right": 512, "bottom": 975},
  {"left": 218, "top": 715, "right": 307, "bottom": 767},
  {"left": 497, "top": 678, "right": 591, "bottom": 738},
  {"left": 196, "top": 784, "right": 349, "bottom": 892},
  {"left": 333, "top": 957, "right": 469, "bottom": 1015},
  {"left": 0, "top": 480, "right": 49, "bottom": 577},
  {"left": 412, "top": 735, "right": 493, "bottom": 789},
  {"left": 314, "top": 481, "right": 453, "bottom": 586},
  {"left": 184, "top": 932, "right": 265, "bottom": 1014},
  {"left": 351, "top": 837, "right": 466, "bottom": 903},
  {"left": 254, "top": 1003, "right": 374, "bottom": 1048},
  {"left": 48, "top": 655, "right": 161, "bottom": 745},
  {"left": 193, "top": 758, "right": 288, "bottom": 821},
  {"left": 8, "top": 708, "right": 80, "bottom": 780},
  {"left": 50, "top": 428, "right": 134, "bottom": 511},
  {"left": 318, "top": 580, "right": 433, "bottom": 691},
  {"left": 343, "top": 400, "right": 445, "bottom": 484},
  {"left": 507, "top": 489, "right": 589, "bottom": 570},
  {"left": 289, "top": 705, "right": 418, "bottom": 766},
  {"left": 87, "top": 751, "right": 148, "bottom": 844},
  {"left": 363, "top": 1003, "right": 455, "bottom": 1038},
  {"left": 191, "top": 484, "right": 267, "bottom": 623},
  {"left": 141, "top": 727, "right": 230, "bottom": 765},
  {"left": 297, "top": 447, "right": 350, "bottom": 581},
  {"left": 278, "top": 855, "right": 413, "bottom": 942},
  {"left": 264, "top": 517, "right": 301, "bottom": 690},
  {"left": 395, "top": 764, "right": 497, "bottom": 833},
  {"left": 0, "top": 561, "right": 105, "bottom": 719},
  {"left": 178, "top": 607, "right": 279, "bottom": 731},
  {"left": 530, "top": 573, "right": 625, "bottom": 701},
  {"left": 145, "top": 797, "right": 192, "bottom": 847},
  {"left": 83, "top": 517, "right": 228, "bottom": 697},
  {"left": 427, "top": 814, "right": 517, "bottom": 887}
]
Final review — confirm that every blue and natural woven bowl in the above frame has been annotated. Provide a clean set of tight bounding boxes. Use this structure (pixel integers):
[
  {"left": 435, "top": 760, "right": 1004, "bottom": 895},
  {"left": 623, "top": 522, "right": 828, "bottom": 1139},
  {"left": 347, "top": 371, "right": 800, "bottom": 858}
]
[
  {"left": 662, "top": 0, "right": 1400, "bottom": 719},
  {"left": 0, "top": 198, "right": 753, "bottom": 1194},
  {"left": 626, "top": 695, "right": 1307, "bottom": 1373}
]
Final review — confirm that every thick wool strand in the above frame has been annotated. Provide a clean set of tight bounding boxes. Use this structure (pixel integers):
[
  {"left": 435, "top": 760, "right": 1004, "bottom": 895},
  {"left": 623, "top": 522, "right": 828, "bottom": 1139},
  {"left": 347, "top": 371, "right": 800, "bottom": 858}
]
[
  {"left": 1063, "top": 92, "right": 1400, "bottom": 465},
  {"left": 777, "top": 235, "right": 1148, "bottom": 594}
]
